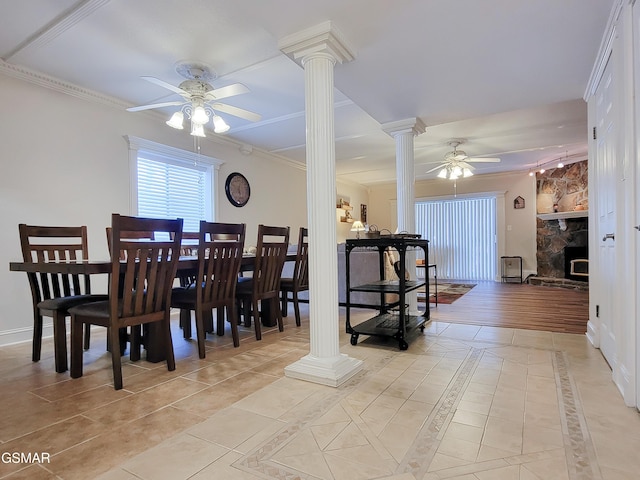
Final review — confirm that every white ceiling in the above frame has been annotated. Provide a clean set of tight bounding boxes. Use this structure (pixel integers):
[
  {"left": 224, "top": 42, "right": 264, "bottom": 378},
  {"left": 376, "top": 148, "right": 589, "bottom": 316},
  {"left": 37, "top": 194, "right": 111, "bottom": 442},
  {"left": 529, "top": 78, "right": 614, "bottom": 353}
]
[{"left": 0, "top": 0, "right": 614, "bottom": 185}]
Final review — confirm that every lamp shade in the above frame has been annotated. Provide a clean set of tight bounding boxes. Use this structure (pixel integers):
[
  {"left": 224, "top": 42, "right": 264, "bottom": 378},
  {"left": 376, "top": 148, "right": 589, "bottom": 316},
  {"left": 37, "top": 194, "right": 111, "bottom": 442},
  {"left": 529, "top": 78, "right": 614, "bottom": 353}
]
[
  {"left": 166, "top": 112, "right": 184, "bottom": 129},
  {"left": 191, "top": 105, "right": 209, "bottom": 125},
  {"left": 212, "top": 115, "right": 230, "bottom": 133},
  {"left": 190, "top": 123, "right": 206, "bottom": 137},
  {"left": 351, "top": 220, "right": 365, "bottom": 238},
  {"left": 350, "top": 220, "right": 365, "bottom": 232}
]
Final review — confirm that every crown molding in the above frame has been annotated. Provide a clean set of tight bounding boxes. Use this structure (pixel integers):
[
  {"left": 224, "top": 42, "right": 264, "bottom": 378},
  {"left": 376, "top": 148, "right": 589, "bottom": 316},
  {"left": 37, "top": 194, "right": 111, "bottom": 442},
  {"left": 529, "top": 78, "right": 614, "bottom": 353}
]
[
  {"left": 3, "top": 0, "right": 111, "bottom": 61},
  {"left": 0, "top": 60, "right": 129, "bottom": 110}
]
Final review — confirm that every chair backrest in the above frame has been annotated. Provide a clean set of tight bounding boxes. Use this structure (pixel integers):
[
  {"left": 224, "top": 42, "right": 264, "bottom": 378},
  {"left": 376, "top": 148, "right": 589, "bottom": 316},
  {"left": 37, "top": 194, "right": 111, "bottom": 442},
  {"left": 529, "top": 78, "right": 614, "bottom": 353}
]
[
  {"left": 253, "top": 224, "right": 290, "bottom": 297},
  {"left": 106, "top": 227, "right": 155, "bottom": 261},
  {"left": 179, "top": 231, "right": 199, "bottom": 257},
  {"left": 292, "top": 227, "right": 309, "bottom": 291},
  {"left": 109, "top": 214, "right": 183, "bottom": 325},
  {"left": 196, "top": 222, "right": 246, "bottom": 307},
  {"left": 19, "top": 224, "right": 92, "bottom": 302}
]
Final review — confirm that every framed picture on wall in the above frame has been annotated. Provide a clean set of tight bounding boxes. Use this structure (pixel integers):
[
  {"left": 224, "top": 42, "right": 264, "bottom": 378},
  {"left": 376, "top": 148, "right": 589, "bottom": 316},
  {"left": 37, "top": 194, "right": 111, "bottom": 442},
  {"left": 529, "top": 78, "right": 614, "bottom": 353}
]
[
  {"left": 514, "top": 196, "right": 525, "bottom": 209},
  {"left": 360, "top": 204, "right": 367, "bottom": 223}
]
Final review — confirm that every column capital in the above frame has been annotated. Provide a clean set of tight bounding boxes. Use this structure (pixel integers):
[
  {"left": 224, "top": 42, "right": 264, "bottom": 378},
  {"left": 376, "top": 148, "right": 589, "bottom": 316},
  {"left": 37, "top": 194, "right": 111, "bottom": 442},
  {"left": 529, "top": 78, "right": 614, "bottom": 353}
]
[
  {"left": 381, "top": 117, "right": 426, "bottom": 138},
  {"left": 279, "top": 21, "right": 355, "bottom": 65}
]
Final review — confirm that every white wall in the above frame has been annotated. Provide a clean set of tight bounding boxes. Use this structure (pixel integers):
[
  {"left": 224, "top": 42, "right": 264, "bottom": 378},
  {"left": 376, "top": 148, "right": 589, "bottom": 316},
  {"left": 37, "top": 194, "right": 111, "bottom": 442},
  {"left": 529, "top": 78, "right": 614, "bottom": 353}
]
[
  {"left": 367, "top": 171, "right": 538, "bottom": 277},
  {"left": 0, "top": 72, "right": 308, "bottom": 345},
  {"left": 335, "top": 181, "right": 369, "bottom": 243}
]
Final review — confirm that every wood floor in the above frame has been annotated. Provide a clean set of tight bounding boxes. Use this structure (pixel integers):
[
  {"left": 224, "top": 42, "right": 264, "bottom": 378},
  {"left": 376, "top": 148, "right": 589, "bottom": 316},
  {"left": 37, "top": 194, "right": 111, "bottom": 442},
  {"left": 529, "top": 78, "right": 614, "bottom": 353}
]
[{"left": 425, "top": 280, "right": 589, "bottom": 334}]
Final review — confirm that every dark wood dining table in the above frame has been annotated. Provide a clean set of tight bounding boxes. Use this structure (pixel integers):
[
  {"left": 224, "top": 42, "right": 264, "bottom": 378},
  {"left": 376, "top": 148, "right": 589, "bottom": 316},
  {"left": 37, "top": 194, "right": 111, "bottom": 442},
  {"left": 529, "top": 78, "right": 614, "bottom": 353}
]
[{"left": 10, "top": 253, "right": 294, "bottom": 362}]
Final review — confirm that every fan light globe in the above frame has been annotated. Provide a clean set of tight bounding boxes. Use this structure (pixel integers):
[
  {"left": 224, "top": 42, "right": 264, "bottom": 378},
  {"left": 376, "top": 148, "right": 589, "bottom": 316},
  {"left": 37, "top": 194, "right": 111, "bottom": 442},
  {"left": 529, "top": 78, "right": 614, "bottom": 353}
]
[
  {"left": 451, "top": 165, "right": 462, "bottom": 177},
  {"left": 437, "top": 168, "right": 448, "bottom": 179},
  {"left": 212, "top": 115, "right": 230, "bottom": 133},
  {"left": 166, "top": 112, "right": 184, "bottom": 129},
  {"left": 191, "top": 105, "right": 209, "bottom": 125},
  {"left": 463, "top": 168, "right": 474, "bottom": 178},
  {"left": 190, "top": 123, "right": 206, "bottom": 138}
]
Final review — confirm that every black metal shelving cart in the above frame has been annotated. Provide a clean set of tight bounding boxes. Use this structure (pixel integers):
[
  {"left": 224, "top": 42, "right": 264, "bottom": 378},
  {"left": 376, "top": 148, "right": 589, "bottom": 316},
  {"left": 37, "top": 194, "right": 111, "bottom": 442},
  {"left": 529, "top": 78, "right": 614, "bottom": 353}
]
[{"left": 345, "top": 236, "right": 430, "bottom": 350}]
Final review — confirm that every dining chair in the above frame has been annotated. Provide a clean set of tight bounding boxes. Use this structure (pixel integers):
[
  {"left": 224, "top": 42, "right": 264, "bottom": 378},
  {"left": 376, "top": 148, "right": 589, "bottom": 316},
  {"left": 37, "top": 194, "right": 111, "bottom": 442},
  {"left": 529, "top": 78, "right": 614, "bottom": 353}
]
[
  {"left": 171, "top": 222, "right": 245, "bottom": 356},
  {"left": 235, "top": 224, "right": 290, "bottom": 340},
  {"left": 280, "top": 227, "right": 309, "bottom": 327},
  {"left": 106, "top": 227, "right": 155, "bottom": 260},
  {"left": 105, "top": 227, "right": 157, "bottom": 358},
  {"left": 176, "top": 231, "right": 200, "bottom": 338},
  {"left": 18, "top": 224, "right": 108, "bottom": 373},
  {"left": 69, "top": 214, "right": 183, "bottom": 390}
]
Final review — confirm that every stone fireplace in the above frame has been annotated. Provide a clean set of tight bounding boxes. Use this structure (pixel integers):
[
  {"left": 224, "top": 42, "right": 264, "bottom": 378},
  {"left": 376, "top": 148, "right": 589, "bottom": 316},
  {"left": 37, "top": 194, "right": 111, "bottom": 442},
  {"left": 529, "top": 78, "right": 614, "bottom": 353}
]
[
  {"left": 532, "top": 160, "right": 589, "bottom": 289},
  {"left": 536, "top": 217, "right": 588, "bottom": 279}
]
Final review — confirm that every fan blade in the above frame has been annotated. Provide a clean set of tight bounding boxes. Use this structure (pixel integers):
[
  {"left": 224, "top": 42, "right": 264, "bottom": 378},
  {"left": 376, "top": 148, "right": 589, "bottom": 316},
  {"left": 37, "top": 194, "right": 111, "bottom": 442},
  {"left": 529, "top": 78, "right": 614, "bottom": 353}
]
[
  {"left": 426, "top": 164, "right": 446, "bottom": 174},
  {"left": 211, "top": 103, "right": 261, "bottom": 122},
  {"left": 458, "top": 161, "right": 475, "bottom": 170},
  {"left": 141, "top": 76, "right": 188, "bottom": 96},
  {"left": 465, "top": 157, "right": 501, "bottom": 163},
  {"left": 126, "top": 101, "right": 185, "bottom": 112},
  {"left": 205, "top": 83, "right": 250, "bottom": 101}
]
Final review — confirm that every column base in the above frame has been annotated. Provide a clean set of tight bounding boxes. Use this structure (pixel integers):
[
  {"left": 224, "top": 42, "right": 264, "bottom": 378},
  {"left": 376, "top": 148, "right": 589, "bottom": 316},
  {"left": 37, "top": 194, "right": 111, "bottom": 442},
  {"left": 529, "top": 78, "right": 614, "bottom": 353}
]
[{"left": 284, "top": 353, "right": 363, "bottom": 387}]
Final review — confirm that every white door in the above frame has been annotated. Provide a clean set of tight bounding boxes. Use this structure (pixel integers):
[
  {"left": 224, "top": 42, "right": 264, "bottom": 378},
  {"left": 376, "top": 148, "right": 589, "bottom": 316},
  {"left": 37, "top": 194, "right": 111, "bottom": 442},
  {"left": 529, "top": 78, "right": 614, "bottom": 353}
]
[
  {"left": 634, "top": 3, "right": 640, "bottom": 410},
  {"left": 594, "top": 51, "right": 618, "bottom": 367}
]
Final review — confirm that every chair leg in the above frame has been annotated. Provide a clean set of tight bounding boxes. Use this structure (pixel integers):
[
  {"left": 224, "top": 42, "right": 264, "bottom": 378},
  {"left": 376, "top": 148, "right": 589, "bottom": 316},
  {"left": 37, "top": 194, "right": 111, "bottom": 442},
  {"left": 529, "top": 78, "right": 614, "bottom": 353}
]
[
  {"left": 253, "top": 299, "right": 262, "bottom": 340},
  {"left": 70, "top": 315, "right": 84, "bottom": 379},
  {"left": 216, "top": 307, "right": 225, "bottom": 336},
  {"left": 109, "top": 326, "right": 123, "bottom": 390},
  {"left": 130, "top": 325, "right": 141, "bottom": 362},
  {"left": 180, "top": 308, "right": 192, "bottom": 339},
  {"left": 194, "top": 308, "right": 206, "bottom": 359},
  {"left": 293, "top": 294, "right": 301, "bottom": 327},
  {"left": 281, "top": 290, "right": 288, "bottom": 317},
  {"left": 242, "top": 299, "right": 252, "bottom": 327},
  {"left": 52, "top": 310, "right": 68, "bottom": 373},
  {"left": 163, "top": 313, "right": 176, "bottom": 372},
  {"left": 203, "top": 309, "right": 214, "bottom": 334},
  {"left": 32, "top": 311, "right": 43, "bottom": 362},
  {"left": 276, "top": 301, "right": 284, "bottom": 332},
  {"left": 83, "top": 324, "right": 91, "bottom": 350},
  {"left": 227, "top": 305, "right": 240, "bottom": 348}
]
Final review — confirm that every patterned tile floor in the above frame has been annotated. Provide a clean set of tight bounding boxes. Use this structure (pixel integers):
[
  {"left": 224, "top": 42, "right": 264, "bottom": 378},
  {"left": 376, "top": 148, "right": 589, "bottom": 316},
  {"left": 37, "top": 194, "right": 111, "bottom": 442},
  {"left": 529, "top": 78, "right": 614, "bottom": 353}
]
[{"left": 2, "top": 307, "right": 640, "bottom": 480}]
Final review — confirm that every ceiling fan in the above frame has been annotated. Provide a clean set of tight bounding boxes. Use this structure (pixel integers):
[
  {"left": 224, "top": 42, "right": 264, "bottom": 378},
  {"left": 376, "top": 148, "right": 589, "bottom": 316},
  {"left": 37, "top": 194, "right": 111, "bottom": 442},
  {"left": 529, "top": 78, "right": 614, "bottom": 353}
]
[
  {"left": 127, "top": 61, "right": 261, "bottom": 137},
  {"left": 426, "top": 139, "right": 501, "bottom": 179}
]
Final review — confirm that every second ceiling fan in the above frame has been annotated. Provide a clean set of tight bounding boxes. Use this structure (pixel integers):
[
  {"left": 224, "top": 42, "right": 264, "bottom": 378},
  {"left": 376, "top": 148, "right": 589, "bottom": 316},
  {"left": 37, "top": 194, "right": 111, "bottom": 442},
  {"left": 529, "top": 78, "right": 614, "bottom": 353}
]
[{"left": 427, "top": 139, "right": 501, "bottom": 179}]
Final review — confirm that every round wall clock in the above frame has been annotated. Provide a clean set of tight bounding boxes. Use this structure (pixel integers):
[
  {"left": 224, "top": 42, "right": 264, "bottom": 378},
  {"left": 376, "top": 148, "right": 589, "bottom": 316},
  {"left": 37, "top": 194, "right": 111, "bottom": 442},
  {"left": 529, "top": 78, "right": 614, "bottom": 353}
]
[{"left": 225, "top": 172, "right": 251, "bottom": 207}]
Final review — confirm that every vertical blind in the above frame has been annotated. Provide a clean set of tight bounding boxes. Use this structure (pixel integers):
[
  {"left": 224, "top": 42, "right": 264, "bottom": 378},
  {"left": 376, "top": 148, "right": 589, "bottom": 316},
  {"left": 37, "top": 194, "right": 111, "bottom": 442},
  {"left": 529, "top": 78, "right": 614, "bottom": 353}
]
[
  {"left": 137, "top": 156, "right": 209, "bottom": 233},
  {"left": 415, "top": 197, "right": 497, "bottom": 281}
]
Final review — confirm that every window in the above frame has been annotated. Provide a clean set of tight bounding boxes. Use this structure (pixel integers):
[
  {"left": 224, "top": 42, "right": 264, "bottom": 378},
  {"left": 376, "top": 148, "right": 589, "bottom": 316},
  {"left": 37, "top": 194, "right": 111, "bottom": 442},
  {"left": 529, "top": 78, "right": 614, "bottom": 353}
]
[
  {"left": 415, "top": 196, "right": 498, "bottom": 281},
  {"left": 125, "top": 136, "right": 223, "bottom": 232}
]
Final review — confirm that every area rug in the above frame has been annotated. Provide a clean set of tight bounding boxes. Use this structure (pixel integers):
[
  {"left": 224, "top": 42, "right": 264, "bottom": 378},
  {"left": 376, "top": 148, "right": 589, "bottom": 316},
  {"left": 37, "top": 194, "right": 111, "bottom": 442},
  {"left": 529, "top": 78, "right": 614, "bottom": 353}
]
[{"left": 416, "top": 282, "right": 476, "bottom": 304}]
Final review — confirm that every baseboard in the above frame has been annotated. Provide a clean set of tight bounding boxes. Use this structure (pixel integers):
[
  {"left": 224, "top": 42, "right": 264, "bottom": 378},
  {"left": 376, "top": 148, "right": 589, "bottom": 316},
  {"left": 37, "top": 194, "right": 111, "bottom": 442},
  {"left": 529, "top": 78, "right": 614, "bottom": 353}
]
[
  {"left": 586, "top": 319, "right": 599, "bottom": 348},
  {"left": 616, "top": 363, "right": 635, "bottom": 407},
  {"left": 0, "top": 323, "right": 53, "bottom": 347}
]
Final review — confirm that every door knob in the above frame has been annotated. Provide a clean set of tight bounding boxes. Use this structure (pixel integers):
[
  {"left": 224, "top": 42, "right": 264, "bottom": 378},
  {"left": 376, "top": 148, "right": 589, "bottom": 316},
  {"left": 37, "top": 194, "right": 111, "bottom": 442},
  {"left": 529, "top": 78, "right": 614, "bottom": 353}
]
[
  {"left": 602, "top": 233, "right": 615, "bottom": 241},
  {"left": 635, "top": 225, "right": 640, "bottom": 231}
]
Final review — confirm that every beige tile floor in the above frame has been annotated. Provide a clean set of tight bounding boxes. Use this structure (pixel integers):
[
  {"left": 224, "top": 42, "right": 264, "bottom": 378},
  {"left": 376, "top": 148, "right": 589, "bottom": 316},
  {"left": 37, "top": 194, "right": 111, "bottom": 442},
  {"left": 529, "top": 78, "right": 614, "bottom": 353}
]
[{"left": 1, "top": 304, "right": 639, "bottom": 480}]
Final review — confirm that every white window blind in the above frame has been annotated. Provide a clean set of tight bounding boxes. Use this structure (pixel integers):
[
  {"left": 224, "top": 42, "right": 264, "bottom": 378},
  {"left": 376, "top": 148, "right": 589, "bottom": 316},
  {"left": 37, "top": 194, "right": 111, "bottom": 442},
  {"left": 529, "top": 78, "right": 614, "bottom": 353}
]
[
  {"left": 137, "top": 156, "right": 211, "bottom": 233},
  {"left": 415, "top": 197, "right": 497, "bottom": 281}
]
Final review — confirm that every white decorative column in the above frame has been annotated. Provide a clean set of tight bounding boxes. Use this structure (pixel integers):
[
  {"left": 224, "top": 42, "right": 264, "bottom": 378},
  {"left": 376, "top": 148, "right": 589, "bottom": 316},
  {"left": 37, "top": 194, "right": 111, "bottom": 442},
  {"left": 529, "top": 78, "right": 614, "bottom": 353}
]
[
  {"left": 280, "top": 22, "right": 363, "bottom": 387},
  {"left": 382, "top": 118, "right": 426, "bottom": 314}
]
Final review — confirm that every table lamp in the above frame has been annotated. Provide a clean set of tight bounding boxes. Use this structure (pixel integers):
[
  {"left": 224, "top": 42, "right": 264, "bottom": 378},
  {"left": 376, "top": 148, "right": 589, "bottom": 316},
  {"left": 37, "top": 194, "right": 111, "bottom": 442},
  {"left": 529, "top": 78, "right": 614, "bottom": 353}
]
[{"left": 350, "top": 220, "right": 365, "bottom": 239}]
